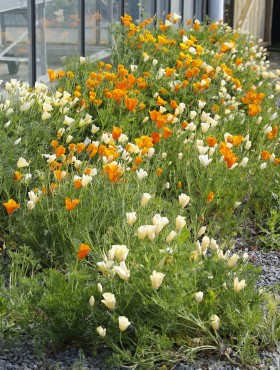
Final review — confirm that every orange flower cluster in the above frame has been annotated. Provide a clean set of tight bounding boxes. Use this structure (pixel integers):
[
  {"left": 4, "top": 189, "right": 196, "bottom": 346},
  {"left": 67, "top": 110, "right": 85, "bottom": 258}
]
[
  {"left": 47, "top": 69, "right": 65, "bottom": 82},
  {"left": 220, "top": 142, "right": 239, "bottom": 168},
  {"left": 103, "top": 163, "right": 123, "bottom": 183},
  {"left": 241, "top": 90, "right": 265, "bottom": 116}
]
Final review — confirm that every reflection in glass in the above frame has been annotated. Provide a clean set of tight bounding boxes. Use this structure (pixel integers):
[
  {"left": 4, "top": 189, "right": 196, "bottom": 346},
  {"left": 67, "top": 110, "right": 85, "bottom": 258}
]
[
  {"left": 124, "top": 0, "right": 140, "bottom": 23},
  {"left": 85, "top": 0, "right": 112, "bottom": 56},
  {"left": 40, "top": 0, "right": 79, "bottom": 74},
  {"left": 0, "top": 2, "right": 29, "bottom": 82}
]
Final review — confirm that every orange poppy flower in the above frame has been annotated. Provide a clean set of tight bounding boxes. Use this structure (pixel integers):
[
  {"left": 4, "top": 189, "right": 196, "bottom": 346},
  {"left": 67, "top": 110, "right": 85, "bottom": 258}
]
[
  {"left": 66, "top": 71, "right": 75, "bottom": 78},
  {"left": 165, "top": 67, "right": 176, "bottom": 77},
  {"left": 14, "top": 171, "right": 23, "bottom": 182},
  {"left": 121, "top": 13, "right": 132, "bottom": 27},
  {"left": 76, "top": 143, "right": 86, "bottom": 154},
  {"left": 149, "top": 110, "right": 160, "bottom": 122},
  {"left": 163, "top": 126, "right": 173, "bottom": 139},
  {"left": 170, "top": 100, "right": 178, "bottom": 109},
  {"left": 226, "top": 135, "right": 244, "bottom": 146},
  {"left": 112, "top": 126, "right": 123, "bottom": 140},
  {"left": 235, "top": 58, "right": 243, "bottom": 66},
  {"left": 54, "top": 170, "right": 67, "bottom": 181},
  {"left": 3, "top": 199, "right": 20, "bottom": 215},
  {"left": 268, "top": 125, "right": 278, "bottom": 140},
  {"left": 261, "top": 150, "right": 271, "bottom": 160},
  {"left": 89, "top": 92, "right": 96, "bottom": 102},
  {"left": 157, "top": 96, "right": 167, "bottom": 106},
  {"left": 151, "top": 131, "right": 161, "bottom": 144},
  {"left": 138, "top": 103, "right": 146, "bottom": 110},
  {"left": 248, "top": 104, "right": 261, "bottom": 116},
  {"left": 103, "top": 163, "right": 123, "bottom": 182},
  {"left": 134, "top": 156, "right": 143, "bottom": 165},
  {"left": 55, "top": 145, "right": 66, "bottom": 158},
  {"left": 174, "top": 84, "right": 181, "bottom": 92},
  {"left": 48, "top": 69, "right": 55, "bottom": 82},
  {"left": 104, "top": 147, "right": 120, "bottom": 161},
  {"left": 74, "top": 179, "right": 82, "bottom": 189},
  {"left": 225, "top": 153, "right": 239, "bottom": 168},
  {"left": 94, "top": 99, "right": 103, "bottom": 105},
  {"left": 50, "top": 161, "right": 62, "bottom": 171},
  {"left": 206, "top": 136, "right": 217, "bottom": 147},
  {"left": 68, "top": 143, "right": 76, "bottom": 152},
  {"left": 135, "top": 136, "right": 153, "bottom": 149},
  {"left": 124, "top": 96, "right": 139, "bottom": 112},
  {"left": 50, "top": 183, "right": 59, "bottom": 194},
  {"left": 176, "top": 60, "right": 183, "bottom": 69},
  {"left": 112, "top": 89, "right": 126, "bottom": 102},
  {"left": 207, "top": 192, "right": 214, "bottom": 202},
  {"left": 211, "top": 104, "right": 220, "bottom": 113},
  {"left": 51, "top": 140, "right": 59, "bottom": 149},
  {"left": 157, "top": 168, "right": 163, "bottom": 176},
  {"left": 65, "top": 197, "right": 80, "bottom": 211},
  {"left": 77, "top": 243, "right": 91, "bottom": 260}
]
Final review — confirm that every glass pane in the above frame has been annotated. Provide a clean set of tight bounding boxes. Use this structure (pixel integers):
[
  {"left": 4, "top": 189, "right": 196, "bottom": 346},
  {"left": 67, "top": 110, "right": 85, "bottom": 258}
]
[
  {"left": 139, "top": 0, "right": 153, "bottom": 20},
  {"left": 85, "top": 0, "right": 113, "bottom": 57},
  {"left": 112, "top": 0, "right": 121, "bottom": 23},
  {"left": 157, "top": 0, "right": 169, "bottom": 20},
  {"left": 37, "top": 0, "right": 79, "bottom": 77},
  {"left": 0, "top": 1, "right": 29, "bottom": 83},
  {"left": 124, "top": 0, "right": 140, "bottom": 23}
]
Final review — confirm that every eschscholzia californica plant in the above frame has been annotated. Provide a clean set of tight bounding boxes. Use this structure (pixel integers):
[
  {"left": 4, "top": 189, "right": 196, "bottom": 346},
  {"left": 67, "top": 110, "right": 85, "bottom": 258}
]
[
  {"left": 101, "top": 293, "right": 116, "bottom": 310},
  {"left": 166, "top": 230, "right": 177, "bottom": 244},
  {"left": 0, "top": 14, "right": 278, "bottom": 367},
  {"left": 89, "top": 296, "right": 95, "bottom": 306},
  {"left": 126, "top": 211, "right": 137, "bottom": 226},
  {"left": 3, "top": 199, "right": 20, "bottom": 215},
  {"left": 109, "top": 245, "right": 129, "bottom": 261},
  {"left": 233, "top": 277, "right": 247, "bottom": 293},
  {"left": 17, "top": 157, "right": 29, "bottom": 168},
  {"left": 114, "top": 261, "right": 130, "bottom": 281},
  {"left": 194, "top": 291, "right": 204, "bottom": 303},
  {"left": 150, "top": 270, "right": 165, "bottom": 289},
  {"left": 175, "top": 215, "right": 186, "bottom": 232},
  {"left": 178, "top": 193, "right": 190, "bottom": 208},
  {"left": 210, "top": 315, "right": 220, "bottom": 331},
  {"left": 65, "top": 197, "right": 80, "bottom": 211},
  {"left": 77, "top": 243, "right": 91, "bottom": 260},
  {"left": 140, "top": 193, "right": 152, "bottom": 207},
  {"left": 207, "top": 192, "right": 214, "bottom": 202},
  {"left": 118, "top": 316, "right": 131, "bottom": 332},
  {"left": 227, "top": 254, "right": 240, "bottom": 267},
  {"left": 96, "top": 326, "right": 106, "bottom": 337}
]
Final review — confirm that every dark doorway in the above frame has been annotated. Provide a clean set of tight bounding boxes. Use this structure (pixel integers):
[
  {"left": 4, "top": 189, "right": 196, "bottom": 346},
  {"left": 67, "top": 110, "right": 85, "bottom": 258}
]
[
  {"left": 271, "top": 0, "right": 280, "bottom": 47},
  {"left": 224, "top": 0, "right": 234, "bottom": 27}
]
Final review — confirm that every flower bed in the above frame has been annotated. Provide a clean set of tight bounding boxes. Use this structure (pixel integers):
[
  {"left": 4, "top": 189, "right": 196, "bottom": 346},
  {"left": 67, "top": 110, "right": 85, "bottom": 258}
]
[{"left": 0, "top": 14, "right": 279, "bottom": 368}]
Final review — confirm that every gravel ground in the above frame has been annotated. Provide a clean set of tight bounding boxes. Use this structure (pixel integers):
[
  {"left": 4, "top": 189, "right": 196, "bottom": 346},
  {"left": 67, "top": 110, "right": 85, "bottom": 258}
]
[{"left": 0, "top": 243, "right": 279, "bottom": 370}]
